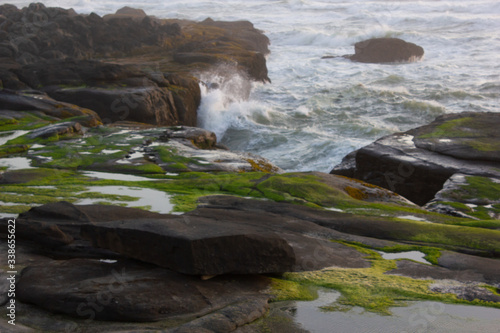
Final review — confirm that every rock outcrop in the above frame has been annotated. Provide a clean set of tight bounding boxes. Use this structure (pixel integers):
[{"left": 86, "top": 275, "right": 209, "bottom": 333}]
[
  {"left": 0, "top": 3, "right": 271, "bottom": 127},
  {"left": 331, "top": 112, "right": 500, "bottom": 206},
  {"left": 346, "top": 37, "right": 424, "bottom": 64}
]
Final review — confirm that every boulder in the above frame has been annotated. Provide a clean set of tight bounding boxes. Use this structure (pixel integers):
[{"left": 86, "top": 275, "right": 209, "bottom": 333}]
[
  {"left": 347, "top": 37, "right": 424, "bottom": 64},
  {"left": 412, "top": 112, "right": 500, "bottom": 162},
  {"left": 81, "top": 218, "right": 297, "bottom": 275},
  {"left": 16, "top": 258, "right": 270, "bottom": 323},
  {"left": 103, "top": 6, "right": 147, "bottom": 21},
  {"left": 150, "top": 131, "right": 282, "bottom": 173},
  {"left": 331, "top": 112, "right": 500, "bottom": 205},
  {"left": 17, "top": 201, "right": 171, "bottom": 240}
]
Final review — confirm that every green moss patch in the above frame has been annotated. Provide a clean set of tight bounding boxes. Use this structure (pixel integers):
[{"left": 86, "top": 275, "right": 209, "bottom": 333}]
[
  {"left": 457, "top": 176, "right": 500, "bottom": 202},
  {"left": 273, "top": 243, "right": 500, "bottom": 315}
]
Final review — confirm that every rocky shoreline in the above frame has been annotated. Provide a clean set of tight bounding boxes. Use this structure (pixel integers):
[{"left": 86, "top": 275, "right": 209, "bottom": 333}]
[{"left": 1, "top": 3, "right": 500, "bottom": 333}]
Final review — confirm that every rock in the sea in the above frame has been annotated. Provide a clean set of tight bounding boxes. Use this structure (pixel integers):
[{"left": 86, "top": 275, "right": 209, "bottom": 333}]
[
  {"left": 347, "top": 37, "right": 424, "bottom": 64},
  {"left": 331, "top": 112, "right": 500, "bottom": 205}
]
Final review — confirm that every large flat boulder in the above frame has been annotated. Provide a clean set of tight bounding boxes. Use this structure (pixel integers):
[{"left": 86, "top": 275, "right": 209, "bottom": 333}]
[
  {"left": 81, "top": 218, "right": 297, "bottom": 275},
  {"left": 331, "top": 112, "right": 500, "bottom": 205},
  {"left": 16, "top": 258, "right": 270, "bottom": 324}
]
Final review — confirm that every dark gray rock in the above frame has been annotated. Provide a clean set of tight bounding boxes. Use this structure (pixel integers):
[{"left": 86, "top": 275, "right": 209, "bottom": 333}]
[
  {"left": 437, "top": 251, "right": 500, "bottom": 285},
  {"left": 16, "top": 258, "right": 270, "bottom": 323},
  {"left": 17, "top": 201, "right": 171, "bottom": 240},
  {"left": 81, "top": 218, "right": 297, "bottom": 275},
  {"left": 347, "top": 37, "right": 424, "bottom": 64}
]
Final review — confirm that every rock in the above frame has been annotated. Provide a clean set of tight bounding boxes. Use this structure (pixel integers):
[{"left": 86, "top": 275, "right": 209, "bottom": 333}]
[
  {"left": 429, "top": 281, "right": 500, "bottom": 303},
  {"left": 17, "top": 201, "right": 171, "bottom": 239},
  {"left": 151, "top": 131, "right": 282, "bottom": 173},
  {"left": 1, "top": 4, "right": 270, "bottom": 83},
  {"left": 387, "top": 260, "right": 500, "bottom": 303},
  {"left": 424, "top": 173, "right": 500, "bottom": 220},
  {"left": 103, "top": 6, "right": 147, "bottom": 21},
  {"left": 160, "top": 126, "right": 218, "bottom": 149},
  {"left": 412, "top": 112, "right": 500, "bottom": 162},
  {"left": 331, "top": 112, "right": 500, "bottom": 205},
  {"left": 16, "top": 258, "right": 270, "bottom": 323},
  {"left": 386, "top": 259, "right": 487, "bottom": 283},
  {"left": 27, "top": 121, "right": 83, "bottom": 139},
  {"left": 0, "top": 169, "right": 55, "bottom": 184},
  {"left": 11, "top": 59, "right": 200, "bottom": 126},
  {"left": 346, "top": 37, "right": 424, "bottom": 64},
  {"left": 1, "top": 4, "right": 272, "bottom": 130},
  {"left": 437, "top": 251, "right": 500, "bottom": 285},
  {"left": 81, "top": 218, "right": 297, "bottom": 275},
  {"left": 312, "top": 172, "right": 416, "bottom": 206},
  {"left": 0, "top": 89, "right": 102, "bottom": 127}
]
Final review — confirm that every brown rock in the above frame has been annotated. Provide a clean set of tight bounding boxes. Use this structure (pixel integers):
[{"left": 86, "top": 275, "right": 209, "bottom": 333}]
[{"left": 347, "top": 37, "right": 424, "bottom": 64}]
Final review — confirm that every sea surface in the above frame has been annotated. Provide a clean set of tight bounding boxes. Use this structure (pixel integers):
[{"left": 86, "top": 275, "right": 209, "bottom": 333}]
[{"left": 8, "top": 0, "right": 500, "bottom": 172}]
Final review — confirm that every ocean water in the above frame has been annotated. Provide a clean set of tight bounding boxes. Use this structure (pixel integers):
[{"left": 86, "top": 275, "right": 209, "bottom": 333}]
[{"left": 8, "top": 0, "right": 500, "bottom": 172}]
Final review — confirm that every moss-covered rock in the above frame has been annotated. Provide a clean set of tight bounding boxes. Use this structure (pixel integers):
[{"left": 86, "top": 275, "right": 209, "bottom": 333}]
[
  {"left": 425, "top": 173, "right": 500, "bottom": 221},
  {"left": 331, "top": 112, "right": 500, "bottom": 206}
]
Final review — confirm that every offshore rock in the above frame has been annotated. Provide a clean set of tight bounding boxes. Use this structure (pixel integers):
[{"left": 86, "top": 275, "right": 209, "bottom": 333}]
[
  {"left": 331, "top": 112, "right": 500, "bottom": 205},
  {"left": 347, "top": 37, "right": 424, "bottom": 64}
]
